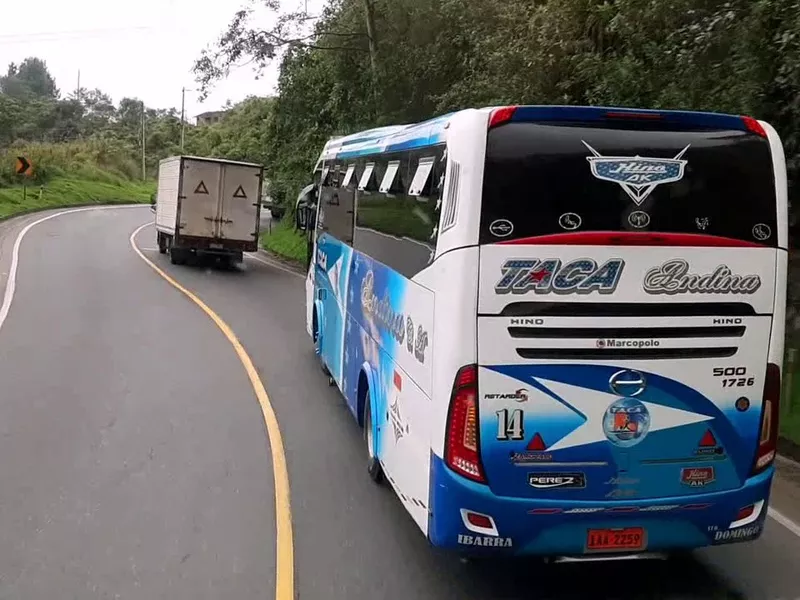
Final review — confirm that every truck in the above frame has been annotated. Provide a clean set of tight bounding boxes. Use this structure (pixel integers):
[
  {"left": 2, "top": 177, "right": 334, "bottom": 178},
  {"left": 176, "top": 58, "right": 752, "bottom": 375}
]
[{"left": 154, "top": 156, "right": 263, "bottom": 266}]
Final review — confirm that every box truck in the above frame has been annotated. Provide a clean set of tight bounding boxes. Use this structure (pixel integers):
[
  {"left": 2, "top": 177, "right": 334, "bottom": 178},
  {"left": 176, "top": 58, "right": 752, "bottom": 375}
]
[{"left": 154, "top": 156, "right": 263, "bottom": 265}]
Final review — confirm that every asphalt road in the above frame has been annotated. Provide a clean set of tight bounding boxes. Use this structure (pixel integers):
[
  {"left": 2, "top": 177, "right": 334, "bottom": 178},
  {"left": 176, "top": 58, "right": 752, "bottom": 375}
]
[{"left": 1, "top": 205, "right": 799, "bottom": 600}]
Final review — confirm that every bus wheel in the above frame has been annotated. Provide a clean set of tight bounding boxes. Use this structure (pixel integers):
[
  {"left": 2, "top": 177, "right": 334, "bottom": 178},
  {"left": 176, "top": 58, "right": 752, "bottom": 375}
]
[
  {"left": 313, "top": 310, "right": 332, "bottom": 378},
  {"left": 364, "top": 388, "right": 384, "bottom": 484}
]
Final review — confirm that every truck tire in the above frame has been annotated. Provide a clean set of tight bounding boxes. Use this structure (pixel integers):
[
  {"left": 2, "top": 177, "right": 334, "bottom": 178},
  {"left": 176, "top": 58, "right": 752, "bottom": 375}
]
[
  {"left": 170, "top": 248, "right": 186, "bottom": 265},
  {"left": 157, "top": 232, "right": 167, "bottom": 254}
]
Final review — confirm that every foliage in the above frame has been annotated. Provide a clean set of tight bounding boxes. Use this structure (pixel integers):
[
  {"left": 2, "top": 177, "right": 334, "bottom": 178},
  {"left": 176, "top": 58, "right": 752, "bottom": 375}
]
[
  {"left": 0, "top": 56, "right": 190, "bottom": 185},
  {"left": 0, "top": 176, "right": 153, "bottom": 220},
  {"left": 259, "top": 219, "right": 308, "bottom": 264},
  {"left": 1, "top": 57, "right": 58, "bottom": 100},
  {"left": 193, "top": 0, "right": 800, "bottom": 232}
]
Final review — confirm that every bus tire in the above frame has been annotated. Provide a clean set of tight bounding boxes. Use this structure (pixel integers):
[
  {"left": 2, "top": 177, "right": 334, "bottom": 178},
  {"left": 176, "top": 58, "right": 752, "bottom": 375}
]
[
  {"left": 364, "top": 388, "right": 384, "bottom": 484},
  {"left": 312, "top": 308, "right": 332, "bottom": 378}
]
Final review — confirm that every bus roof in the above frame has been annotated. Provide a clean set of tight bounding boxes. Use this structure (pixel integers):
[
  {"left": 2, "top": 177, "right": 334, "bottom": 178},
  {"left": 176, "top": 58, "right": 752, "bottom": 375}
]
[{"left": 316, "top": 105, "right": 763, "bottom": 164}]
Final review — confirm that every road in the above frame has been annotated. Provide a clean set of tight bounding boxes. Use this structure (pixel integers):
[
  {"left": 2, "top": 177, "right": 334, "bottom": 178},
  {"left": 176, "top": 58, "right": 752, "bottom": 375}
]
[{"left": 0, "top": 205, "right": 799, "bottom": 600}]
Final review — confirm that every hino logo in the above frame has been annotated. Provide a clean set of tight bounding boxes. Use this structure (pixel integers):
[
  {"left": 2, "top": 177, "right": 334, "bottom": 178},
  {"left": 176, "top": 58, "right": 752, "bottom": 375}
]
[
  {"left": 510, "top": 318, "right": 545, "bottom": 326},
  {"left": 527, "top": 472, "right": 586, "bottom": 489},
  {"left": 609, "top": 369, "right": 647, "bottom": 397},
  {"left": 583, "top": 141, "right": 690, "bottom": 206},
  {"left": 713, "top": 318, "right": 743, "bottom": 325}
]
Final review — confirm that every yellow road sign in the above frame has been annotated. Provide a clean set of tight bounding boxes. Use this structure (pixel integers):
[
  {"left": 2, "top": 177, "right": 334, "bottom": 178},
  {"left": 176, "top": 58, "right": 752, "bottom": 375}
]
[{"left": 15, "top": 156, "right": 32, "bottom": 176}]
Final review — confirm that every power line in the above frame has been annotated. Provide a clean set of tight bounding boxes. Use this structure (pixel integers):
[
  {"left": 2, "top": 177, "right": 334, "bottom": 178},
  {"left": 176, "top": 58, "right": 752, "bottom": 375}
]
[{"left": 0, "top": 25, "right": 165, "bottom": 45}]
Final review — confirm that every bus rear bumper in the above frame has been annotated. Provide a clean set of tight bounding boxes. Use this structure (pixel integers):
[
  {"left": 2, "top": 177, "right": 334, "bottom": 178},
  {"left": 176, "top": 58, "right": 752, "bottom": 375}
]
[{"left": 427, "top": 455, "right": 774, "bottom": 557}]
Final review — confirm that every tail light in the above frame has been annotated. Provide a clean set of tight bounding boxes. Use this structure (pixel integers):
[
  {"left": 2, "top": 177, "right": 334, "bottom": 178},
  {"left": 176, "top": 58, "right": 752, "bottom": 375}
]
[
  {"left": 741, "top": 116, "right": 767, "bottom": 138},
  {"left": 751, "top": 363, "right": 781, "bottom": 475},
  {"left": 489, "top": 106, "right": 517, "bottom": 129},
  {"left": 444, "top": 365, "right": 487, "bottom": 483}
]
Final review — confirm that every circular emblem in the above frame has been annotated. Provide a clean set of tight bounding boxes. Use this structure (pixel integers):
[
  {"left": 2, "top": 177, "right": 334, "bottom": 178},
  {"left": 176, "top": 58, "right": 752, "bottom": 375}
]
[
  {"left": 628, "top": 211, "right": 651, "bottom": 229},
  {"left": 609, "top": 369, "right": 647, "bottom": 397},
  {"left": 603, "top": 398, "right": 651, "bottom": 448},
  {"left": 558, "top": 213, "right": 582, "bottom": 231},
  {"left": 752, "top": 223, "right": 771, "bottom": 241},
  {"left": 735, "top": 397, "right": 751, "bottom": 412},
  {"left": 489, "top": 219, "right": 514, "bottom": 237}
]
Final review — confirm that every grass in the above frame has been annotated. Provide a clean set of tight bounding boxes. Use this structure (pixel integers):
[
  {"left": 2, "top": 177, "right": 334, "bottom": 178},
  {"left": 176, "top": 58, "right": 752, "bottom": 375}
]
[
  {"left": 260, "top": 219, "right": 309, "bottom": 265},
  {"left": 0, "top": 176, "right": 154, "bottom": 219},
  {"left": 781, "top": 348, "right": 800, "bottom": 446}
]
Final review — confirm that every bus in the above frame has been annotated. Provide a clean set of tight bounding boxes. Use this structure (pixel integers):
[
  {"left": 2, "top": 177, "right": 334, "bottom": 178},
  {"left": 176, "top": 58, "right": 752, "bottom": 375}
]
[{"left": 294, "top": 105, "right": 788, "bottom": 559}]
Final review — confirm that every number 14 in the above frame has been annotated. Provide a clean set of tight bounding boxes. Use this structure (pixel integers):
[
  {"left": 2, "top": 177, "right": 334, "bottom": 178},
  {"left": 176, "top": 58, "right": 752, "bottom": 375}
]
[{"left": 496, "top": 409, "right": 524, "bottom": 441}]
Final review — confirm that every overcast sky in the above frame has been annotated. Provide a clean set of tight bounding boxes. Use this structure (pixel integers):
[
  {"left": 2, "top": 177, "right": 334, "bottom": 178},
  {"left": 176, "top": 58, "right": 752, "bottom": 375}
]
[{"left": 0, "top": 0, "right": 326, "bottom": 121}]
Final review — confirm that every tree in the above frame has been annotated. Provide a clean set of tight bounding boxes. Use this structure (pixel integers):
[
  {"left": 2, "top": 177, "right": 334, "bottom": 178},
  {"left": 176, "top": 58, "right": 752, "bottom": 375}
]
[
  {"left": 192, "top": 0, "right": 374, "bottom": 103},
  {"left": 0, "top": 57, "right": 58, "bottom": 100}
]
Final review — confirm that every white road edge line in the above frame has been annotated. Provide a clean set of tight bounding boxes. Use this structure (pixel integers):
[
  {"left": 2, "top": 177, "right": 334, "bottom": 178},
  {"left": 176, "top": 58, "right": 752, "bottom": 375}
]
[
  {"left": 768, "top": 507, "right": 800, "bottom": 538},
  {"left": 245, "top": 252, "right": 305, "bottom": 279},
  {"left": 4, "top": 207, "right": 800, "bottom": 543},
  {"left": 0, "top": 205, "right": 145, "bottom": 334}
]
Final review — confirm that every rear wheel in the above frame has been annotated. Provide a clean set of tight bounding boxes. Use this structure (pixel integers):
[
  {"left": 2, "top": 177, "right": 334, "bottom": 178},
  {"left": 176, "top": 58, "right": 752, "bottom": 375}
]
[
  {"left": 170, "top": 247, "right": 186, "bottom": 265},
  {"left": 157, "top": 232, "right": 167, "bottom": 254},
  {"left": 312, "top": 310, "right": 333, "bottom": 381},
  {"left": 364, "top": 389, "right": 384, "bottom": 483}
]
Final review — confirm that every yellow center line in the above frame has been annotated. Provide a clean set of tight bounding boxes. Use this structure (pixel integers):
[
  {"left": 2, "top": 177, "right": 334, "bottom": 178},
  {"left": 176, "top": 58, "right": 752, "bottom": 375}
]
[{"left": 129, "top": 222, "right": 294, "bottom": 599}]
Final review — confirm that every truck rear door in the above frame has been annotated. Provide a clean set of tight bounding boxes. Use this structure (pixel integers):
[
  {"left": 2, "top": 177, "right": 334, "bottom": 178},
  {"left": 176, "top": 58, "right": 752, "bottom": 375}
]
[
  {"left": 219, "top": 163, "right": 261, "bottom": 242},
  {"left": 180, "top": 159, "right": 221, "bottom": 238}
]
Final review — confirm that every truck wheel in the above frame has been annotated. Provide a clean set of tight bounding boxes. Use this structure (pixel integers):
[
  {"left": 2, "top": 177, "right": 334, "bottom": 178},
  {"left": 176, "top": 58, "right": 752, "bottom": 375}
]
[
  {"left": 157, "top": 232, "right": 167, "bottom": 254},
  {"left": 364, "top": 388, "right": 384, "bottom": 484},
  {"left": 170, "top": 248, "right": 186, "bottom": 265}
]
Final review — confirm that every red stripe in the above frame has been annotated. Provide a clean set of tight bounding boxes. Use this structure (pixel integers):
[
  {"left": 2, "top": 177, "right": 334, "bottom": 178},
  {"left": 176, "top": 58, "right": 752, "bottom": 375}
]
[{"left": 495, "top": 231, "right": 765, "bottom": 248}]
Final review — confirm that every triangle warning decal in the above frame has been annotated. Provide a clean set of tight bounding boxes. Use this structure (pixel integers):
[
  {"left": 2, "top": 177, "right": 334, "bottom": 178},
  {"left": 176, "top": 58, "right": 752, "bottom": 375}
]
[
  {"left": 232, "top": 185, "right": 247, "bottom": 199},
  {"left": 194, "top": 180, "right": 209, "bottom": 195},
  {"left": 527, "top": 432, "right": 547, "bottom": 451},
  {"left": 699, "top": 429, "right": 717, "bottom": 447}
]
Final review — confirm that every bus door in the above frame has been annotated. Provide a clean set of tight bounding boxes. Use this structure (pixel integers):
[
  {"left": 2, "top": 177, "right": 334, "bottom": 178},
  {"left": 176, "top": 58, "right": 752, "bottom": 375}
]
[{"left": 315, "top": 165, "right": 356, "bottom": 386}]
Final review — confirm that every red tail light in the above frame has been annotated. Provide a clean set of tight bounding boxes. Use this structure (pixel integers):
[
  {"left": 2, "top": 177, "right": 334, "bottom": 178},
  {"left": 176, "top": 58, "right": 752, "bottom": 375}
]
[
  {"left": 444, "top": 365, "right": 487, "bottom": 483},
  {"left": 751, "top": 363, "right": 781, "bottom": 475},
  {"left": 741, "top": 116, "right": 767, "bottom": 138},
  {"left": 489, "top": 106, "right": 517, "bottom": 129}
]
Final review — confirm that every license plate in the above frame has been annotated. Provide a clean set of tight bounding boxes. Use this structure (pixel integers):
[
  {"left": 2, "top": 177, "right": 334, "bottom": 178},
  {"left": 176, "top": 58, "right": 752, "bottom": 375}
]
[
  {"left": 586, "top": 527, "right": 646, "bottom": 552},
  {"left": 209, "top": 243, "right": 223, "bottom": 249}
]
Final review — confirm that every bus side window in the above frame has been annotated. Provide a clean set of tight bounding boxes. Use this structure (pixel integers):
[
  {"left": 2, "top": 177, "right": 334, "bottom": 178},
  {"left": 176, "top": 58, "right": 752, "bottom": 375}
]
[
  {"left": 354, "top": 149, "right": 441, "bottom": 279},
  {"left": 321, "top": 162, "right": 355, "bottom": 245}
]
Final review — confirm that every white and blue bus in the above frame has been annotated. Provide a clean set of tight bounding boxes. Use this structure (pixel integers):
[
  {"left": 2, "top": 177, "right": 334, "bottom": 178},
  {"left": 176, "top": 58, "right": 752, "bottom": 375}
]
[{"left": 295, "top": 105, "right": 788, "bottom": 558}]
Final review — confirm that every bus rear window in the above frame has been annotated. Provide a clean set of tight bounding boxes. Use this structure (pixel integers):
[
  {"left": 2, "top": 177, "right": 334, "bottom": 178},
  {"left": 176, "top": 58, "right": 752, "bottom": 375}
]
[{"left": 480, "top": 122, "right": 777, "bottom": 246}]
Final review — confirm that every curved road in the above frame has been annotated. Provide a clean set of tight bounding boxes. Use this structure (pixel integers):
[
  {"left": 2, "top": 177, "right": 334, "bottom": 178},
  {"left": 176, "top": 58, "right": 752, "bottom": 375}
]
[{"left": 0, "top": 205, "right": 799, "bottom": 599}]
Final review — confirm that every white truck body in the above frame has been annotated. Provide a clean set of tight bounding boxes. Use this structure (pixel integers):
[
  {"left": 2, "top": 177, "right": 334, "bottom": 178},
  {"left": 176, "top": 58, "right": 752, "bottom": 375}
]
[{"left": 155, "top": 156, "right": 263, "bottom": 255}]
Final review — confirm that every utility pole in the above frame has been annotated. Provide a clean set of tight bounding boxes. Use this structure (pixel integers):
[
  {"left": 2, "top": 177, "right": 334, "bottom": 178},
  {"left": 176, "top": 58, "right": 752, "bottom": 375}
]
[
  {"left": 141, "top": 101, "right": 146, "bottom": 180},
  {"left": 76, "top": 70, "right": 81, "bottom": 102},
  {"left": 362, "top": 0, "right": 379, "bottom": 116},
  {"left": 180, "top": 86, "right": 186, "bottom": 154}
]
